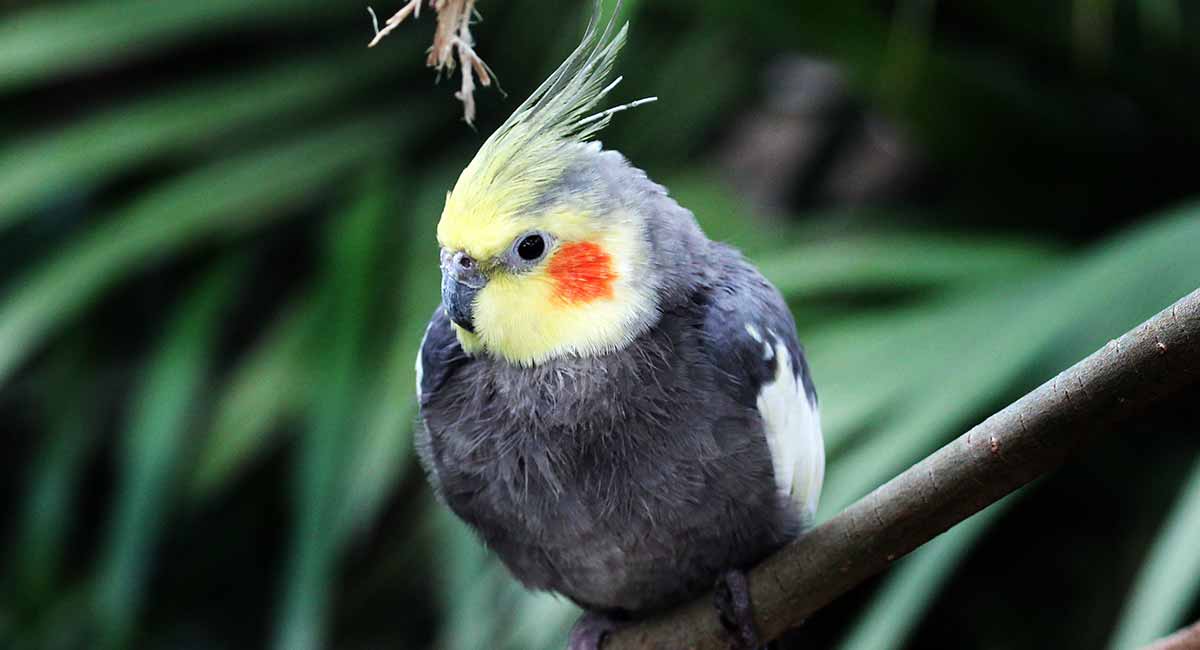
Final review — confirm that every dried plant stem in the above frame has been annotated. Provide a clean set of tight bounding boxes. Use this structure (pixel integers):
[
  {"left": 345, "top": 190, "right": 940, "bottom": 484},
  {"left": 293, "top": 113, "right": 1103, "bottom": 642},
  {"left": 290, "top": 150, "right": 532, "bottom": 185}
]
[
  {"left": 367, "top": 0, "right": 422, "bottom": 48},
  {"left": 368, "top": 0, "right": 493, "bottom": 124}
]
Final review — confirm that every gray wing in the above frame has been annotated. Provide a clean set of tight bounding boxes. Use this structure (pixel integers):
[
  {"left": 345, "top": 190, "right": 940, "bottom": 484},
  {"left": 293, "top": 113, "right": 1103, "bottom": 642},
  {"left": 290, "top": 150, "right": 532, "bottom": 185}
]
[
  {"left": 414, "top": 307, "right": 470, "bottom": 500},
  {"left": 701, "top": 249, "right": 825, "bottom": 526}
]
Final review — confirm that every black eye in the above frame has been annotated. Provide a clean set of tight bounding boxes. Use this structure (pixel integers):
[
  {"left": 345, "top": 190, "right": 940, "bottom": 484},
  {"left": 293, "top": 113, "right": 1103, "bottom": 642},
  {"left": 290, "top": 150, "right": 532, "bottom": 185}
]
[{"left": 516, "top": 234, "right": 546, "bottom": 261}]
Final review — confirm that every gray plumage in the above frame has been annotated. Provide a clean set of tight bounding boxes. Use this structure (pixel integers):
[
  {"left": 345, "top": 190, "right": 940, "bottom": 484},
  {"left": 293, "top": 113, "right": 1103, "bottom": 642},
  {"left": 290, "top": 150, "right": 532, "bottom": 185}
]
[{"left": 416, "top": 147, "right": 820, "bottom": 616}]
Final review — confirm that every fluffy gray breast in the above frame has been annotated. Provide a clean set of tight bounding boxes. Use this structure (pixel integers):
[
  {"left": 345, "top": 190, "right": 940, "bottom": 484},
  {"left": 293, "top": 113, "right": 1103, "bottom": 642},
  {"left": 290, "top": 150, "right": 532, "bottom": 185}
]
[{"left": 415, "top": 300, "right": 758, "bottom": 502}]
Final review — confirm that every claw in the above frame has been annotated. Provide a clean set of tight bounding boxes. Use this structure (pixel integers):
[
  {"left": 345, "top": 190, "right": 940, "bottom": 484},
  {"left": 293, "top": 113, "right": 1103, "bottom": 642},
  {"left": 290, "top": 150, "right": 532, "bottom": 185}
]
[
  {"left": 568, "top": 611, "right": 620, "bottom": 650},
  {"left": 714, "top": 569, "right": 762, "bottom": 650}
]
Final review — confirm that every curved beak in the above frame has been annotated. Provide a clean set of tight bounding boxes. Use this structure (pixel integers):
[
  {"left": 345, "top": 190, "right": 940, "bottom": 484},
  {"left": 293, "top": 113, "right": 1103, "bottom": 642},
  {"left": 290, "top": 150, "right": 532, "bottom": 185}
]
[
  {"left": 442, "top": 274, "right": 480, "bottom": 333},
  {"left": 440, "top": 249, "right": 486, "bottom": 333}
]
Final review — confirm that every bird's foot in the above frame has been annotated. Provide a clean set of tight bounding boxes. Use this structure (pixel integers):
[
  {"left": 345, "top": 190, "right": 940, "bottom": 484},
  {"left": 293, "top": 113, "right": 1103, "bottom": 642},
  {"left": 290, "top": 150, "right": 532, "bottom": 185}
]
[
  {"left": 567, "top": 611, "right": 620, "bottom": 650},
  {"left": 714, "top": 569, "right": 762, "bottom": 650}
]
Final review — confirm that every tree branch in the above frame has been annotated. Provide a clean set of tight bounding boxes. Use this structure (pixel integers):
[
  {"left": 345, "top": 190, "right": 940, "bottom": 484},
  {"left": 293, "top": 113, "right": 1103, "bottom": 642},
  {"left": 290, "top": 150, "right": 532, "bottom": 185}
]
[
  {"left": 607, "top": 287, "right": 1200, "bottom": 649},
  {"left": 1142, "top": 620, "right": 1200, "bottom": 650}
]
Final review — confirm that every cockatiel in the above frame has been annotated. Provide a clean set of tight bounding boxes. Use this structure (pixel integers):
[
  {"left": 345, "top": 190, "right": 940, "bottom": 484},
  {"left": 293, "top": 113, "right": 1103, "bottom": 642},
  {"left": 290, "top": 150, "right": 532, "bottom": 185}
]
[{"left": 415, "top": 6, "right": 824, "bottom": 649}]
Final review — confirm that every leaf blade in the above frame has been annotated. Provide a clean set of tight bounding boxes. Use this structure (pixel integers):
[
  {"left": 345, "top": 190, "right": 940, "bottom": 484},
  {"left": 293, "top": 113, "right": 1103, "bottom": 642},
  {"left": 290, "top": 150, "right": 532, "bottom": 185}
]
[
  {"left": 0, "top": 109, "right": 427, "bottom": 388},
  {"left": 1108, "top": 453, "right": 1200, "bottom": 650},
  {"left": 93, "top": 258, "right": 242, "bottom": 649}
]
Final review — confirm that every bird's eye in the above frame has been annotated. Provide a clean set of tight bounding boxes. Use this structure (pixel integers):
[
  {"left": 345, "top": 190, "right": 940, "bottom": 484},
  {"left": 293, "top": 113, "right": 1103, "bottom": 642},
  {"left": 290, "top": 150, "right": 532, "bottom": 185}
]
[{"left": 516, "top": 234, "right": 546, "bottom": 261}]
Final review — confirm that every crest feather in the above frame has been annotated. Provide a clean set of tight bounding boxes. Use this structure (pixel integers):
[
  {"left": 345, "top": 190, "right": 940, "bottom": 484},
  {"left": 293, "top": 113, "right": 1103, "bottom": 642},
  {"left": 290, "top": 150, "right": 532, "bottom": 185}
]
[
  {"left": 440, "top": 1, "right": 654, "bottom": 254},
  {"left": 489, "top": 1, "right": 638, "bottom": 153}
]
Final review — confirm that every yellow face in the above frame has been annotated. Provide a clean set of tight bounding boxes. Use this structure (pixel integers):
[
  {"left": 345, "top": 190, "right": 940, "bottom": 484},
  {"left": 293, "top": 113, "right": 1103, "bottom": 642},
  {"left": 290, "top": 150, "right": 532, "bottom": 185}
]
[{"left": 437, "top": 201, "right": 656, "bottom": 366}]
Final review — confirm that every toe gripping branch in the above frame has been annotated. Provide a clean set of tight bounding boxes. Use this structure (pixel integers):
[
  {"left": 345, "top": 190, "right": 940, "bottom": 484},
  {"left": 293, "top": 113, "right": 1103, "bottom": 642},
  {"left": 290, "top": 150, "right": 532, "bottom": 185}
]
[
  {"left": 569, "top": 611, "right": 621, "bottom": 650},
  {"left": 715, "top": 570, "right": 764, "bottom": 650}
]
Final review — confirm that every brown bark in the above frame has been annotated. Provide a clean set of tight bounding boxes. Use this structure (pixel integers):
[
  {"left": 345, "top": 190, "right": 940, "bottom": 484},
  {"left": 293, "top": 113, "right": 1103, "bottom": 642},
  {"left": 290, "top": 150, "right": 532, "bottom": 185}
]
[
  {"left": 607, "top": 287, "right": 1200, "bottom": 650},
  {"left": 1142, "top": 620, "right": 1200, "bottom": 650}
]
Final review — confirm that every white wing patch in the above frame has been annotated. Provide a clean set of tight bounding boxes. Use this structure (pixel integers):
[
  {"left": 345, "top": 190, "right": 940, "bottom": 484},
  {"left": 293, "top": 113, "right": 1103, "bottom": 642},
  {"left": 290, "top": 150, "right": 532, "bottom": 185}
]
[
  {"left": 415, "top": 320, "right": 434, "bottom": 400},
  {"left": 755, "top": 329, "right": 825, "bottom": 525},
  {"left": 414, "top": 352, "right": 424, "bottom": 400}
]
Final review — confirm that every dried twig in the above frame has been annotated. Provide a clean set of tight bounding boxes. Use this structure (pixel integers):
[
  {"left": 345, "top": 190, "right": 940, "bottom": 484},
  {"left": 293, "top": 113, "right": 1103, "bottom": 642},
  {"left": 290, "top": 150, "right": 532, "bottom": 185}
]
[
  {"left": 367, "top": 0, "right": 422, "bottom": 47},
  {"left": 606, "top": 287, "right": 1200, "bottom": 649},
  {"left": 368, "top": 0, "right": 493, "bottom": 124}
]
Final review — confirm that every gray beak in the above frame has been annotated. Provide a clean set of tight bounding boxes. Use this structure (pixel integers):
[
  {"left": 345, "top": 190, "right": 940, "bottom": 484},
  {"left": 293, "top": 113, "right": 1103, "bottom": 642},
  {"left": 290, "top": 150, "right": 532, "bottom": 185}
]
[{"left": 440, "top": 249, "right": 486, "bottom": 333}]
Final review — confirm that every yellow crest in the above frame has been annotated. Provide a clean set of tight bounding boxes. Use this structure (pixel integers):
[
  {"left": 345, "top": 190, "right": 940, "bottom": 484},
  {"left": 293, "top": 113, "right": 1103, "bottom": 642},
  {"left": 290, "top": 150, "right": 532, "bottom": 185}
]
[{"left": 437, "top": 2, "right": 655, "bottom": 260}]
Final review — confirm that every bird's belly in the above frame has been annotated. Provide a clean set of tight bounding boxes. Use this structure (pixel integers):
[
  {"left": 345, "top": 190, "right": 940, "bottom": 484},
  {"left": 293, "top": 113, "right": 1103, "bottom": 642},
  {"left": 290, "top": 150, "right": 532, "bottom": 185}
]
[
  {"left": 436, "top": 442, "right": 788, "bottom": 614},
  {"left": 423, "top": 345, "right": 794, "bottom": 614}
]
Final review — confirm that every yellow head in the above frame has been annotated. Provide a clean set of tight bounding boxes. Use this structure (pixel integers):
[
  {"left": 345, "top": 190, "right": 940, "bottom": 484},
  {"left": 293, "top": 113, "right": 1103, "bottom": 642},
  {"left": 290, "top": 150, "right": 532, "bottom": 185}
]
[{"left": 437, "top": 6, "right": 663, "bottom": 366}]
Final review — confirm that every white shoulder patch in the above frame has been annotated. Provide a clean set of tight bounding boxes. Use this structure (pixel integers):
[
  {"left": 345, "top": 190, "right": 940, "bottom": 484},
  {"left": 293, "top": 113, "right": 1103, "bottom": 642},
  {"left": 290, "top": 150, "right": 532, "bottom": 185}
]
[
  {"left": 744, "top": 323, "right": 775, "bottom": 360},
  {"left": 415, "top": 321, "right": 435, "bottom": 401},
  {"left": 755, "top": 330, "right": 825, "bottom": 525}
]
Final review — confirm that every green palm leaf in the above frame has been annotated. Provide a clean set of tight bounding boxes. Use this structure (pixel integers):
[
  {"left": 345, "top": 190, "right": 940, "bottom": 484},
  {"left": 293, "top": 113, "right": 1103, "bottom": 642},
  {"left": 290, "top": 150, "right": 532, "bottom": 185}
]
[
  {"left": 94, "top": 258, "right": 242, "bottom": 649},
  {"left": 0, "top": 49, "right": 398, "bottom": 230},
  {"left": 0, "top": 0, "right": 336, "bottom": 91},
  {"left": 334, "top": 166, "right": 449, "bottom": 543},
  {"left": 835, "top": 495, "right": 1018, "bottom": 650},
  {"left": 275, "top": 178, "right": 385, "bottom": 650},
  {"left": 187, "top": 296, "right": 316, "bottom": 501},
  {"left": 820, "top": 208, "right": 1200, "bottom": 516},
  {"left": 0, "top": 111, "right": 425, "bottom": 388},
  {"left": 1108, "top": 454, "right": 1200, "bottom": 649}
]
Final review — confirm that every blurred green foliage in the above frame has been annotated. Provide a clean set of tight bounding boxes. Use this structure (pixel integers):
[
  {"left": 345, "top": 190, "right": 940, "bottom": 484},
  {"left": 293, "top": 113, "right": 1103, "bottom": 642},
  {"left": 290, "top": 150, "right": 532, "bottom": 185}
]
[{"left": 1, "top": 1, "right": 1198, "bottom": 649}]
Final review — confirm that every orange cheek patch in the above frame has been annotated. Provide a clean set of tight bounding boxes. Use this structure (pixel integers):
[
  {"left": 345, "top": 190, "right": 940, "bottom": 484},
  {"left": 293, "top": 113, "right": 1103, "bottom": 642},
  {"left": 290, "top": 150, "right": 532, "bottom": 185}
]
[{"left": 547, "top": 241, "right": 618, "bottom": 304}]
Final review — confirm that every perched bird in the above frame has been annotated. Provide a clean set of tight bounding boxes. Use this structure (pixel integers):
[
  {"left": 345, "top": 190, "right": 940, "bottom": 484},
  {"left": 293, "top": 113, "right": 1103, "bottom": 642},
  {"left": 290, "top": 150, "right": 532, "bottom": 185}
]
[{"left": 415, "top": 6, "right": 824, "bottom": 649}]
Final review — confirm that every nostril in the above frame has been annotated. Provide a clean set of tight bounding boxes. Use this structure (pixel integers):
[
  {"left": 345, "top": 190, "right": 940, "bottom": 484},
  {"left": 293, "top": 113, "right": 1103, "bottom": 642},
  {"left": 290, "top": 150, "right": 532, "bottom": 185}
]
[{"left": 456, "top": 252, "right": 475, "bottom": 270}]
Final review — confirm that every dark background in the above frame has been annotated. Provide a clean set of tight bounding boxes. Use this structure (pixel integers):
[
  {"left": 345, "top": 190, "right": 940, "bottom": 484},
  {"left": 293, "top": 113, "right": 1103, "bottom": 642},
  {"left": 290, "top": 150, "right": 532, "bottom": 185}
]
[{"left": 1, "top": 1, "right": 1199, "bottom": 648}]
